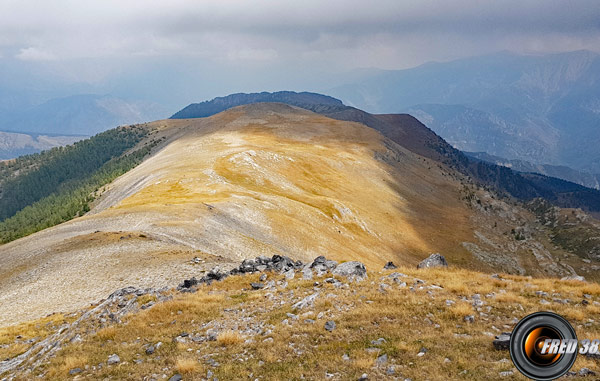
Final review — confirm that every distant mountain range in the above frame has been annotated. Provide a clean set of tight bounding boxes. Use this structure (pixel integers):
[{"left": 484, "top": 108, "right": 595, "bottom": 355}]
[
  {"left": 0, "top": 93, "right": 167, "bottom": 159},
  {"left": 465, "top": 151, "right": 600, "bottom": 190},
  {"left": 328, "top": 50, "right": 600, "bottom": 174},
  {"left": 1, "top": 94, "right": 167, "bottom": 136},
  {"left": 0, "top": 131, "right": 84, "bottom": 160}
]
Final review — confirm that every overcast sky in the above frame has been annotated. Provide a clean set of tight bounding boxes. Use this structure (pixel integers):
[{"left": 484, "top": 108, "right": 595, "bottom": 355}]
[{"left": 1, "top": 0, "right": 599, "bottom": 108}]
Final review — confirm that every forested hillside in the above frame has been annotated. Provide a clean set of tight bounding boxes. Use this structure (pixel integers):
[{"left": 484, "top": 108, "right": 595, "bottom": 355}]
[{"left": 0, "top": 126, "right": 156, "bottom": 243}]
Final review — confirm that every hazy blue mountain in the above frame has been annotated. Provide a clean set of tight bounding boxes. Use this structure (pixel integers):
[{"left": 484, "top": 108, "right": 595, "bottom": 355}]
[
  {"left": 328, "top": 50, "right": 600, "bottom": 173},
  {"left": 2, "top": 94, "right": 167, "bottom": 136},
  {"left": 0, "top": 131, "right": 84, "bottom": 160},
  {"left": 465, "top": 151, "right": 600, "bottom": 190}
]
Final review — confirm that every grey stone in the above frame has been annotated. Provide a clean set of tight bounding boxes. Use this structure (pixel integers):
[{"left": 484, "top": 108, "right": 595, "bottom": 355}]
[
  {"left": 145, "top": 345, "right": 155, "bottom": 355},
  {"left": 493, "top": 333, "right": 511, "bottom": 350},
  {"left": 69, "top": 368, "right": 82, "bottom": 375},
  {"left": 292, "top": 292, "right": 320, "bottom": 310},
  {"left": 107, "top": 354, "right": 120, "bottom": 365},
  {"left": 384, "top": 261, "right": 397, "bottom": 269},
  {"left": 332, "top": 261, "right": 367, "bottom": 282},
  {"left": 206, "top": 329, "right": 218, "bottom": 341},
  {"left": 251, "top": 282, "right": 264, "bottom": 290},
  {"left": 169, "top": 375, "right": 183, "bottom": 381},
  {"left": 561, "top": 275, "right": 585, "bottom": 282},
  {"left": 417, "top": 253, "right": 448, "bottom": 269},
  {"left": 371, "top": 338, "right": 386, "bottom": 345},
  {"left": 324, "top": 320, "right": 336, "bottom": 332},
  {"left": 302, "top": 266, "right": 313, "bottom": 280},
  {"left": 579, "top": 368, "right": 596, "bottom": 377},
  {"left": 376, "top": 354, "right": 388, "bottom": 365}
]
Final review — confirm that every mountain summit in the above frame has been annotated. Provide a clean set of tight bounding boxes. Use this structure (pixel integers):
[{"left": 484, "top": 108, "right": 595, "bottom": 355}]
[{"left": 1, "top": 100, "right": 599, "bottom": 327}]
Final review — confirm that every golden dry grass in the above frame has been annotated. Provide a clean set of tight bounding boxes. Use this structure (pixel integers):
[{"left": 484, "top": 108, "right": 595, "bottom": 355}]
[
  {"left": 175, "top": 357, "right": 201, "bottom": 374},
  {"left": 216, "top": 330, "right": 245, "bottom": 346},
  {"left": 5, "top": 265, "right": 599, "bottom": 380},
  {"left": 0, "top": 313, "right": 73, "bottom": 360}
]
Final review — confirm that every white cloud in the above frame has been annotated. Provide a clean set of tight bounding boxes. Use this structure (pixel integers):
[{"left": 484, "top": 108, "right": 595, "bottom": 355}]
[{"left": 16, "top": 47, "right": 56, "bottom": 61}]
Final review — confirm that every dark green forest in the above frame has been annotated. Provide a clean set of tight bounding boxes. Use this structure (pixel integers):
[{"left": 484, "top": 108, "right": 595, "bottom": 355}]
[{"left": 0, "top": 126, "right": 157, "bottom": 243}]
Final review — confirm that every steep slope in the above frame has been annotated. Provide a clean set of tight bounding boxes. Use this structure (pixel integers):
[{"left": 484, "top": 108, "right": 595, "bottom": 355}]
[
  {"left": 1, "top": 103, "right": 597, "bottom": 329},
  {"left": 4, "top": 260, "right": 600, "bottom": 380},
  {"left": 0, "top": 103, "right": 467, "bottom": 325},
  {"left": 171, "top": 91, "right": 600, "bottom": 215}
]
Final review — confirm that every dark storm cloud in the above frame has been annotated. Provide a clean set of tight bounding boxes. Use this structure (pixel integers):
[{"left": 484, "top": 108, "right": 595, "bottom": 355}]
[{"left": 0, "top": 0, "right": 598, "bottom": 69}]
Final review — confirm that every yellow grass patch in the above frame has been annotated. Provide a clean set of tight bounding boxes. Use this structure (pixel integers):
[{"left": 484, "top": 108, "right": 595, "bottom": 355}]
[{"left": 217, "top": 330, "right": 245, "bottom": 346}]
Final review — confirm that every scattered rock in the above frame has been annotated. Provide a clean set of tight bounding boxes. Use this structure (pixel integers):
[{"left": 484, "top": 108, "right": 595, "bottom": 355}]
[
  {"left": 417, "top": 253, "right": 448, "bottom": 269},
  {"left": 69, "top": 368, "right": 82, "bottom": 375},
  {"left": 292, "top": 292, "right": 320, "bottom": 310},
  {"left": 302, "top": 266, "right": 314, "bottom": 280},
  {"left": 358, "top": 373, "right": 368, "bottom": 381},
  {"left": 206, "top": 329, "right": 218, "bottom": 341},
  {"left": 332, "top": 261, "right": 367, "bottom": 282},
  {"left": 145, "top": 345, "right": 155, "bottom": 355},
  {"left": 310, "top": 256, "right": 338, "bottom": 276},
  {"left": 168, "top": 374, "right": 183, "bottom": 381},
  {"left": 493, "top": 333, "right": 511, "bottom": 350},
  {"left": 251, "top": 282, "right": 264, "bottom": 290},
  {"left": 464, "top": 315, "right": 475, "bottom": 323},
  {"left": 371, "top": 338, "right": 386, "bottom": 345},
  {"left": 383, "top": 261, "right": 397, "bottom": 270},
  {"left": 324, "top": 321, "right": 336, "bottom": 332},
  {"left": 376, "top": 354, "right": 388, "bottom": 366},
  {"left": 499, "top": 370, "right": 513, "bottom": 377},
  {"left": 561, "top": 275, "right": 586, "bottom": 282},
  {"left": 579, "top": 368, "right": 596, "bottom": 377},
  {"left": 107, "top": 354, "right": 120, "bottom": 365}
]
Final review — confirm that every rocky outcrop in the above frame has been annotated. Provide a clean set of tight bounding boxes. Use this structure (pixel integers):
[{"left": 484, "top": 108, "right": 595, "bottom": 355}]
[
  {"left": 332, "top": 261, "right": 368, "bottom": 282},
  {"left": 492, "top": 333, "right": 511, "bottom": 350},
  {"left": 0, "top": 286, "right": 169, "bottom": 378},
  {"left": 179, "top": 255, "right": 368, "bottom": 291},
  {"left": 417, "top": 253, "right": 448, "bottom": 269}
]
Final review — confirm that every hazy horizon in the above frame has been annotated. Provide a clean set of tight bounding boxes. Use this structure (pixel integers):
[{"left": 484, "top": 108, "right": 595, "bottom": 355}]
[{"left": 1, "top": 0, "right": 599, "bottom": 112}]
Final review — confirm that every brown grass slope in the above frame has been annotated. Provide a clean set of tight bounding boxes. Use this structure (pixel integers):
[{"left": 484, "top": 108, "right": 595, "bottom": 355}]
[
  {"left": 3, "top": 266, "right": 600, "bottom": 380},
  {"left": 0, "top": 103, "right": 594, "bottom": 327}
]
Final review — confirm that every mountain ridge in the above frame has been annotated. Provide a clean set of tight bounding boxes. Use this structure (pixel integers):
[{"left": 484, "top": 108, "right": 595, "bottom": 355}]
[
  {"left": 171, "top": 91, "right": 600, "bottom": 215},
  {"left": 4, "top": 102, "right": 599, "bottom": 328}
]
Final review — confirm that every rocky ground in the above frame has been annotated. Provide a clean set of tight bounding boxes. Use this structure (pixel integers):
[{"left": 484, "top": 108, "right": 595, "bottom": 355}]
[{"left": 1, "top": 254, "right": 600, "bottom": 380}]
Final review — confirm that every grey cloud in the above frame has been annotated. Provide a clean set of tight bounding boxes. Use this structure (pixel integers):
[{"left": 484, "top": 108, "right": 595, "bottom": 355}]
[{"left": 0, "top": 0, "right": 599, "bottom": 69}]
